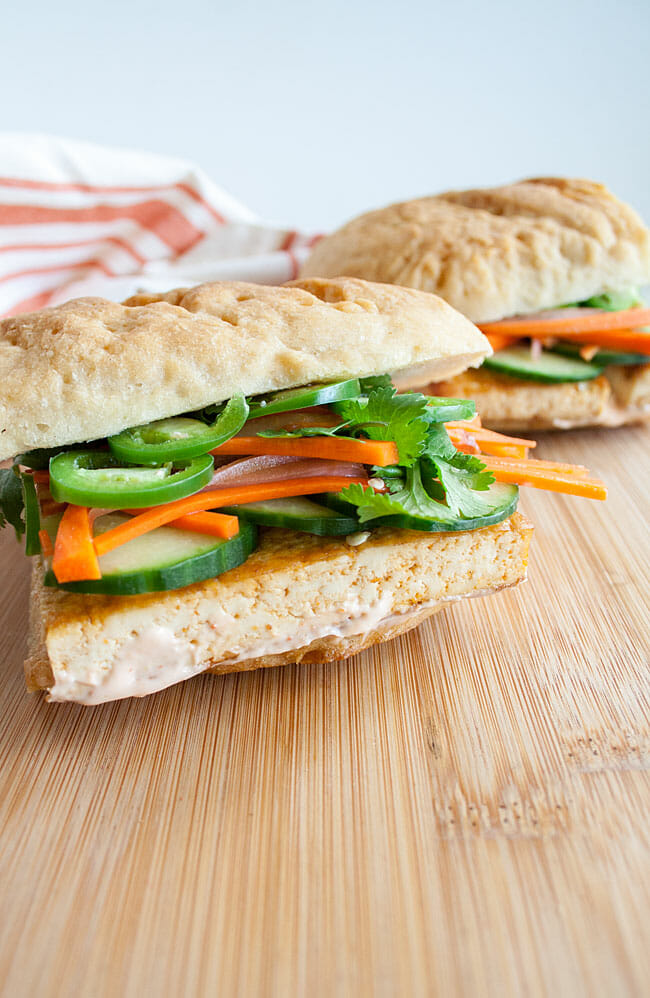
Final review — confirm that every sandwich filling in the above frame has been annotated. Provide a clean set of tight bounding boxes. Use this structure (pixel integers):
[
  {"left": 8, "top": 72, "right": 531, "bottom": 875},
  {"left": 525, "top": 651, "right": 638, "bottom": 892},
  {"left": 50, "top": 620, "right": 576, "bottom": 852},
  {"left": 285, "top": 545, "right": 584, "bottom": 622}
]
[
  {"left": 462, "top": 291, "right": 650, "bottom": 392},
  {"left": 1, "top": 374, "right": 607, "bottom": 603},
  {"left": 4, "top": 373, "right": 608, "bottom": 703}
]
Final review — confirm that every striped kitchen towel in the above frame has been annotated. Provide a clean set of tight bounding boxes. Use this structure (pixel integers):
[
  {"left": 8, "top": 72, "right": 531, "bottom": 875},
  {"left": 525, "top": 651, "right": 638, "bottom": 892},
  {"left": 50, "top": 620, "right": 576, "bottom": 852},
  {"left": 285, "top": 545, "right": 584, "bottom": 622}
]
[{"left": 0, "top": 134, "right": 318, "bottom": 316}]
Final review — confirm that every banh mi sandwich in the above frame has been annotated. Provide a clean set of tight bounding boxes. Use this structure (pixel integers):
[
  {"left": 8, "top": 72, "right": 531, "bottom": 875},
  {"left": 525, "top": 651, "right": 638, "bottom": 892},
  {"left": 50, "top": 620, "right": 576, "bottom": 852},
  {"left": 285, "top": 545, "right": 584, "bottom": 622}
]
[
  {"left": 0, "top": 278, "right": 605, "bottom": 705},
  {"left": 301, "top": 179, "right": 650, "bottom": 431}
]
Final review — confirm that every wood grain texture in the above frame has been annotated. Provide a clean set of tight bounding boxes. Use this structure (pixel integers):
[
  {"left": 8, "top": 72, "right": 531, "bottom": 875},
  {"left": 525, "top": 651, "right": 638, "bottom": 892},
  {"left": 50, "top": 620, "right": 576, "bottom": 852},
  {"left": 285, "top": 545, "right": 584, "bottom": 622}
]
[{"left": 0, "top": 426, "right": 649, "bottom": 998}]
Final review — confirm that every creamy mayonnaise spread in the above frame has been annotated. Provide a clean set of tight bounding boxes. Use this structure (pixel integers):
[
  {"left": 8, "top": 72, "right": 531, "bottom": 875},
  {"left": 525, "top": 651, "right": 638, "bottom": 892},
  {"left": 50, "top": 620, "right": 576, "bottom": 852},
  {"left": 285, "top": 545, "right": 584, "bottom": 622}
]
[
  {"left": 46, "top": 582, "right": 513, "bottom": 705},
  {"left": 48, "top": 595, "right": 397, "bottom": 704}
]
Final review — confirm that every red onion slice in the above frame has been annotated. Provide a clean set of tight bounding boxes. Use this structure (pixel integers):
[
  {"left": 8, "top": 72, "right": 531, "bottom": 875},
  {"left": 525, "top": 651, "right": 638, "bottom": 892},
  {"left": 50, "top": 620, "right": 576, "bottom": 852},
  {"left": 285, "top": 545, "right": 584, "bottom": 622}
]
[
  {"left": 239, "top": 407, "right": 340, "bottom": 435},
  {"left": 201, "top": 455, "right": 367, "bottom": 492}
]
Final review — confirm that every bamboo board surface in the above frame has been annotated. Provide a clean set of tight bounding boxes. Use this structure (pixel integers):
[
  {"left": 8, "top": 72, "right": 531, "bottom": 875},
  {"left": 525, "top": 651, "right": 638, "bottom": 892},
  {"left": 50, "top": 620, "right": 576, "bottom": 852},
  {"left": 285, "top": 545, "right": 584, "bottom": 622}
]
[{"left": 0, "top": 426, "right": 649, "bottom": 997}]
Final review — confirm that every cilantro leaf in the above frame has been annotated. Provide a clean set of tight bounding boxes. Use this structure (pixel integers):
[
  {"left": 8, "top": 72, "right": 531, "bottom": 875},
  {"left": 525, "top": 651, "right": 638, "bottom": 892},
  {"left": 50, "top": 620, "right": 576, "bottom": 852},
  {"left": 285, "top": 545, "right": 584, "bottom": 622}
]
[
  {"left": 340, "top": 412, "right": 498, "bottom": 524},
  {"left": 340, "top": 465, "right": 457, "bottom": 524},
  {"left": 421, "top": 422, "right": 457, "bottom": 461},
  {"left": 561, "top": 288, "right": 643, "bottom": 312},
  {"left": 335, "top": 387, "right": 429, "bottom": 466},
  {"left": 579, "top": 288, "right": 642, "bottom": 311},
  {"left": 425, "top": 454, "right": 495, "bottom": 516},
  {"left": 0, "top": 467, "right": 25, "bottom": 539},
  {"left": 420, "top": 421, "right": 495, "bottom": 516},
  {"left": 257, "top": 421, "right": 352, "bottom": 439}
]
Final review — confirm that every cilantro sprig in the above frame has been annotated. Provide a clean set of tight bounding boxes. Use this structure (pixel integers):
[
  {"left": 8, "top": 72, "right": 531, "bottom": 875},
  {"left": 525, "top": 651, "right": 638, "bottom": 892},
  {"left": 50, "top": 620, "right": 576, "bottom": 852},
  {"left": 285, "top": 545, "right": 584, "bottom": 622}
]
[
  {"left": 251, "top": 380, "right": 499, "bottom": 525},
  {"left": 0, "top": 466, "right": 25, "bottom": 539},
  {"left": 334, "top": 387, "right": 430, "bottom": 466}
]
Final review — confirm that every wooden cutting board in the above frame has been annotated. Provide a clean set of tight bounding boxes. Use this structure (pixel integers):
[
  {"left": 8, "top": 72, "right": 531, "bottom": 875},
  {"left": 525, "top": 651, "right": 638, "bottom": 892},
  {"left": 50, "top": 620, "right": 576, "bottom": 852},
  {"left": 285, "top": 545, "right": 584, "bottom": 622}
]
[{"left": 1, "top": 427, "right": 649, "bottom": 997}]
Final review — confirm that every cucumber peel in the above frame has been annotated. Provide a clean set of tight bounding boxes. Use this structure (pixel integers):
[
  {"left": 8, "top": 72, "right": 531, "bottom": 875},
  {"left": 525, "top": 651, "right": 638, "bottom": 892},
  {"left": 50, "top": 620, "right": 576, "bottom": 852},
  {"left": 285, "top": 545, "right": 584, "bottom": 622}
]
[
  {"left": 44, "top": 515, "right": 258, "bottom": 595},
  {"left": 223, "top": 496, "right": 359, "bottom": 535},
  {"left": 484, "top": 346, "right": 604, "bottom": 383}
]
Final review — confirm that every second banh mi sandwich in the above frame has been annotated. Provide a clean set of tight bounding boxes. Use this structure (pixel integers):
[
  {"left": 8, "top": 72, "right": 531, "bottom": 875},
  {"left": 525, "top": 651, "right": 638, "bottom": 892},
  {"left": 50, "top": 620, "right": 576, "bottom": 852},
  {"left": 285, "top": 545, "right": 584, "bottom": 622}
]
[
  {"left": 301, "top": 179, "right": 650, "bottom": 431},
  {"left": 0, "top": 278, "right": 605, "bottom": 706}
]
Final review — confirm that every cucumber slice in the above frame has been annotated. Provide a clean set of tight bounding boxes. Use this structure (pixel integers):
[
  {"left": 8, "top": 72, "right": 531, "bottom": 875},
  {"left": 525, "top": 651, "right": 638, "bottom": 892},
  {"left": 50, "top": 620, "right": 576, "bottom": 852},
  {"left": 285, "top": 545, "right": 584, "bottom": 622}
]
[
  {"left": 44, "top": 515, "right": 257, "bottom": 595},
  {"left": 379, "top": 482, "right": 519, "bottom": 532},
  {"left": 550, "top": 342, "right": 649, "bottom": 367},
  {"left": 248, "top": 379, "right": 361, "bottom": 418},
  {"left": 222, "top": 496, "right": 359, "bottom": 535},
  {"left": 321, "top": 483, "right": 519, "bottom": 532},
  {"left": 484, "top": 346, "right": 604, "bottom": 383}
]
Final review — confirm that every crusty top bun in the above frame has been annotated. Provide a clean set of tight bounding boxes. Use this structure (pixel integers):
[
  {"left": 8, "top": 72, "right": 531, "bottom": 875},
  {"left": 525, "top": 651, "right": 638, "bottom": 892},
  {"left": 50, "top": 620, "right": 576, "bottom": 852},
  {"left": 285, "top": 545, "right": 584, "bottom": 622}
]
[
  {"left": 0, "top": 277, "right": 488, "bottom": 462},
  {"left": 301, "top": 179, "right": 650, "bottom": 323}
]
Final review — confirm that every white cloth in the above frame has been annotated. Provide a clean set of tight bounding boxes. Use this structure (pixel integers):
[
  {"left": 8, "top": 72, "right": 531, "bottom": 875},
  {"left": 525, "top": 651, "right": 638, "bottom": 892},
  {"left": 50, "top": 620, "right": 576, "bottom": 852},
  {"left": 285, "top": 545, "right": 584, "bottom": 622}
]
[{"left": 0, "top": 134, "right": 318, "bottom": 315}]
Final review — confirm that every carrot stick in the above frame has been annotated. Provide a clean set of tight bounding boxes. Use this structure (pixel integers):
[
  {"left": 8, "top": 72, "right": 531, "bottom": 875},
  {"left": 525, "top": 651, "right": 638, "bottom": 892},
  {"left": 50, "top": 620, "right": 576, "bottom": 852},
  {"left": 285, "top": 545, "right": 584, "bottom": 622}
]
[
  {"left": 211, "top": 436, "right": 399, "bottom": 466},
  {"left": 480, "top": 456, "right": 607, "bottom": 500},
  {"left": 94, "top": 476, "right": 366, "bottom": 558},
  {"left": 447, "top": 430, "right": 482, "bottom": 455},
  {"left": 451, "top": 436, "right": 530, "bottom": 459},
  {"left": 485, "top": 332, "right": 520, "bottom": 352},
  {"left": 446, "top": 424, "right": 536, "bottom": 448},
  {"left": 52, "top": 505, "right": 101, "bottom": 582},
  {"left": 535, "top": 329, "right": 650, "bottom": 354},
  {"left": 444, "top": 415, "right": 482, "bottom": 430},
  {"left": 38, "top": 529, "right": 54, "bottom": 557},
  {"left": 485, "top": 329, "right": 650, "bottom": 353},
  {"left": 169, "top": 511, "right": 240, "bottom": 539},
  {"left": 446, "top": 424, "right": 536, "bottom": 459},
  {"left": 481, "top": 455, "right": 591, "bottom": 477},
  {"left": 479, "top": 307, "right": 650, "bottom": 337}
]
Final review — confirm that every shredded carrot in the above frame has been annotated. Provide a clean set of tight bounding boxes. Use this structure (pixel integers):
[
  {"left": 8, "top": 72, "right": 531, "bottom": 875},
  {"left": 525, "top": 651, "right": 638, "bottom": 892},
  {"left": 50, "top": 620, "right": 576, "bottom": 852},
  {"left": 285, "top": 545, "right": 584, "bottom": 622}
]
[
  {"left": 533, "top": 328, "right": 650, "bottom": 354},
  {"left": 211, "top": 435, "right": 399, "bottom": 466},
  {"left": 446, "top": 424, "right": 536, "bottom": 449},
  {"left": 485, "top": 332, "right": 519, "bottom": 352},
  {"left": 38, "top": 529, "right": 54, "bottom": 557},
  {"left": 480, "top": 456, "right": 607, "bottom": 500},
  {"left": 449, "top": 433, "right": 527, "bottom": 459},
  {"left": 447, "top": 430, "right": 482, "bottom": 455},
  {"left": 169, "top": 511, "right": 240, "bottom": 539},
  {"left": 52, "top": 505, "right": 101, "bottom": 582},
  {"left": 93, "top": 476, "right": 366, "bottom": 559},
  {"left": 482, "top": 455, "right": 590, "bottom": 477},
  {"left": 479, "top": 309, "right": 650, "bottom": 355},
  {"left": 445, "top": 415, "right": 482, "bottom": 430},
  {"left": 446, "top": 423, "right": 536, "bottom": 460},
  {"left": 480, "top": 306, "right": 650, "bottom": 336}
]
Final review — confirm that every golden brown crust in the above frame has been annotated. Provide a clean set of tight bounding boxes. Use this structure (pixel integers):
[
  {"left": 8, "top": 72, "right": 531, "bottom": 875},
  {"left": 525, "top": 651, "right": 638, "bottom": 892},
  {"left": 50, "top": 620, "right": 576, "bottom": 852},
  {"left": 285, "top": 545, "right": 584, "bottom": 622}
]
[
  {"left": 0, "top": 277, "right": 488, "bottom": 462},
  {"left": 300, "top": 179, "right": 650, "bottom": 323},
  {"left": 431, "top": 364, "right": 650, "bottom": 431},
  {"left": 26, "top": 514, "right": 533, "bottom": 701}
]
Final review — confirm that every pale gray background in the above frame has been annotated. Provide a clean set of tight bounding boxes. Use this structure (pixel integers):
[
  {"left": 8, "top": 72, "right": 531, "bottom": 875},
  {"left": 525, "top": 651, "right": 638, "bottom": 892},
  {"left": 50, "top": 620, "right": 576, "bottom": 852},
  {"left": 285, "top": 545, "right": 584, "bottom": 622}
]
[{"left": 2, "top": 0, "right": 649, "bottom": 230}]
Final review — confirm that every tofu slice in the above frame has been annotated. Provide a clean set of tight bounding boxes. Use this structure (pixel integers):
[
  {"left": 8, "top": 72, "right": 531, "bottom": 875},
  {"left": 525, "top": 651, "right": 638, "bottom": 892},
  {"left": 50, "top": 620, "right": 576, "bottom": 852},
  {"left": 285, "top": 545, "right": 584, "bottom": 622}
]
[
  {"left": 432, "top": 365, "right": 650, "bottom": 431},
  {"left": 26, "top": 515, "right": 533, "bottom": 705}
]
